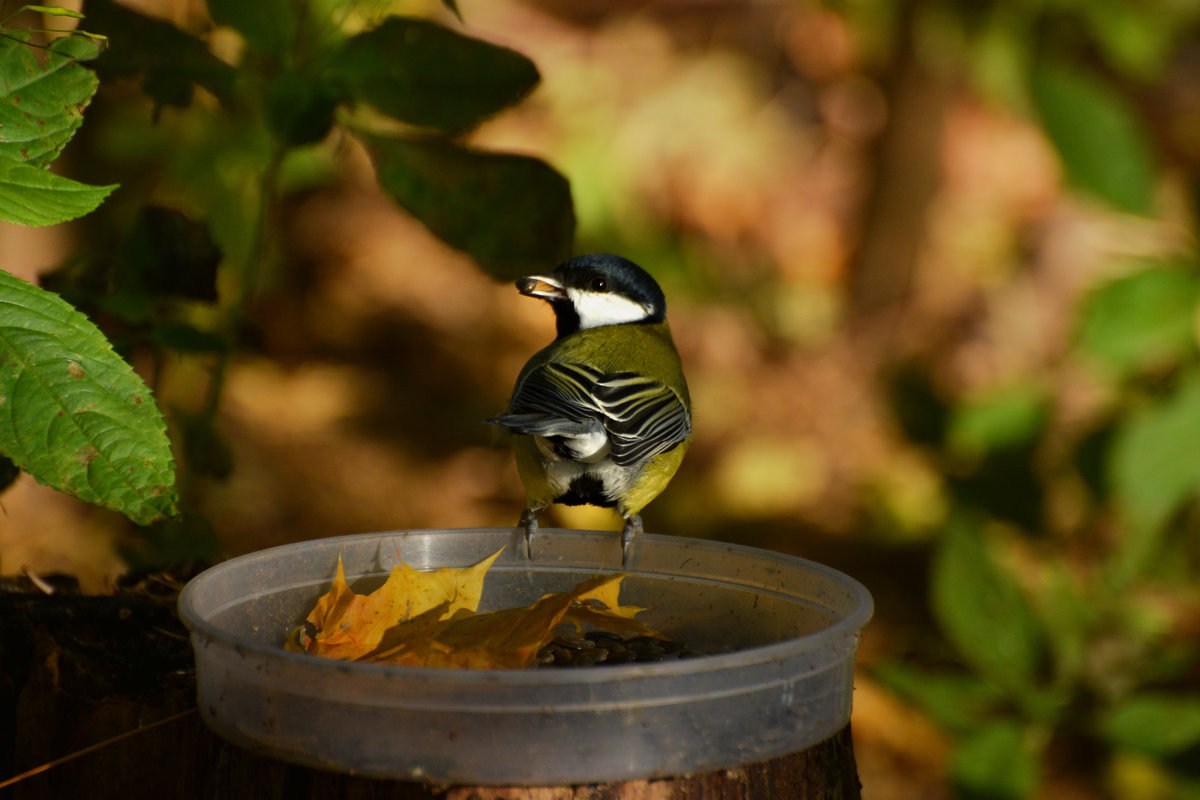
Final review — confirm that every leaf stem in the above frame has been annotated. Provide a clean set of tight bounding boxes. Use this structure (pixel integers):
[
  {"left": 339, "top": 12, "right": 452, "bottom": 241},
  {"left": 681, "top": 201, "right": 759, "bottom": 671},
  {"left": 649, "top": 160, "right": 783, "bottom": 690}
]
[{"left": 202, "top": 144, "right": 287, "bottom": 422}]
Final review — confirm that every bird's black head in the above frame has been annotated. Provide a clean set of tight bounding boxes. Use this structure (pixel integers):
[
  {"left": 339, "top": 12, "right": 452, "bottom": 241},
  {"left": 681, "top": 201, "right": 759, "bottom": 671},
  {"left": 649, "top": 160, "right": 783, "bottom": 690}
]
[{"left": 516, "top": 254, "right": 666, "bottom": 338}]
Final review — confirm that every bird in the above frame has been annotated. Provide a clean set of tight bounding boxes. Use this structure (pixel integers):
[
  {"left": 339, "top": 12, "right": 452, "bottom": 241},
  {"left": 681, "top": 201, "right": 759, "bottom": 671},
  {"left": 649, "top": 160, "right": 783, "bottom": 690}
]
[{"left": 487, "top": 253, "right": 692, "bottom": 565}]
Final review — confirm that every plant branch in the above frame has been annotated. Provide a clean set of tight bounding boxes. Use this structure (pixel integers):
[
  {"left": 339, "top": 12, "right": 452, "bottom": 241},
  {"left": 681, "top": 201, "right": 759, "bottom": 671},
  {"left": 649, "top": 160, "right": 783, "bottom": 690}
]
[{"left": 202, "top": 144, "right": 287, "bottom": 422}]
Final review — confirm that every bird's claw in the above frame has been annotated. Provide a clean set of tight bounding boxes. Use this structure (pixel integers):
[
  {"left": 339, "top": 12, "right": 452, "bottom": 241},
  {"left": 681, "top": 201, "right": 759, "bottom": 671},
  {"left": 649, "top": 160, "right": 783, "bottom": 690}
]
[
  {"left": 621, "top": 515, "right": 643, "bottom": 568},
  {"left": 519, "top": 508, "right": 539, "bottom": 560}
]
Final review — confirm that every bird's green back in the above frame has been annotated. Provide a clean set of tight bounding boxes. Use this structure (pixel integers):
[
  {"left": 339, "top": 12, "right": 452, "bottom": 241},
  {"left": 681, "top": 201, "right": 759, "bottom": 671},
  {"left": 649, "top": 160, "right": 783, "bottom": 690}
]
[{"left": 514, "top": 322, "right": 689, "bottom": 405}]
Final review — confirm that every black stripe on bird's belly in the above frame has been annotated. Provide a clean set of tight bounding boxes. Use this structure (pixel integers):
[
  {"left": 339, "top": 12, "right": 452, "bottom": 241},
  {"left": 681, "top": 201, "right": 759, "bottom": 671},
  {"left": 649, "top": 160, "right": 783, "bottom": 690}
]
[{"left": 555, "top": 475, "right": 617, "bottom": 508}]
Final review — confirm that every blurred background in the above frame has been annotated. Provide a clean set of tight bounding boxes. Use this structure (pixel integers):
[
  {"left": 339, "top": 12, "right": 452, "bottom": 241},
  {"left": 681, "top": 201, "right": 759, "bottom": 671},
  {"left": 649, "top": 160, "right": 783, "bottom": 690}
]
[{"left": 3, "top": 0, "right": 1200, "bottom": 797}]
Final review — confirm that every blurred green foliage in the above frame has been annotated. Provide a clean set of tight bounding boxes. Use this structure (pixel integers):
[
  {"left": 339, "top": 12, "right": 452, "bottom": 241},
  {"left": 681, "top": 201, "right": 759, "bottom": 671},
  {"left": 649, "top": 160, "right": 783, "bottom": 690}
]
[
  {"left": 867, "top": 0, "right": 1200, "bottom": 796},
  {"left": 1031, "top": 57, "right": 1158, "bottom": 216}
]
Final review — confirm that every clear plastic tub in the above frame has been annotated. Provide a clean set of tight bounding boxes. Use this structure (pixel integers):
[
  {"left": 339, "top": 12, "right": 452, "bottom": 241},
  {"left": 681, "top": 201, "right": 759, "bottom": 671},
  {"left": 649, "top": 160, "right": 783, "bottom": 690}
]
[{"left": 178, "top": 528, "right": 872, "bottom": 785}]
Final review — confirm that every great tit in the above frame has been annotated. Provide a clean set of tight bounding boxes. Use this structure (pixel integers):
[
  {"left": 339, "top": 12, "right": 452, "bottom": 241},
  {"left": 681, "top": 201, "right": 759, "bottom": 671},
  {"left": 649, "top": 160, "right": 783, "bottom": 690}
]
[{"left": 488, "top": 253, "right": 692, "bottom": 564}]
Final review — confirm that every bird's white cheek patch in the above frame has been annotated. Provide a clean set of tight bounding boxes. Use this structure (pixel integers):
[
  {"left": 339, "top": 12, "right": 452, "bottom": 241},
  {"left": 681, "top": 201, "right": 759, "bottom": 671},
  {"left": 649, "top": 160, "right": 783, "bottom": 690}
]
[{"left": 567, "top": 289, "right": 650, "bottom": 328}]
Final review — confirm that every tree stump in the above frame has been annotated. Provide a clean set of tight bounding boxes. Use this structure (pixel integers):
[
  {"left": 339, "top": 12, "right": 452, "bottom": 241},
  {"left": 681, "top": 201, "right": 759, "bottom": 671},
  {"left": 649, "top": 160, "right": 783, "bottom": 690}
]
[{"left": 1, "top": 577, "right": 862, "bottom": 799}]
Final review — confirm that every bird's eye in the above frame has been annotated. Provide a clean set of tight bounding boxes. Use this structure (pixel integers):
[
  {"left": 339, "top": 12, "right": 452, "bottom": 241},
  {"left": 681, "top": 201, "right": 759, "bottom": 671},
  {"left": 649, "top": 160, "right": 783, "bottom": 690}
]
[{"left": 589, "top": 277, "right": 608, "bottom": 292}]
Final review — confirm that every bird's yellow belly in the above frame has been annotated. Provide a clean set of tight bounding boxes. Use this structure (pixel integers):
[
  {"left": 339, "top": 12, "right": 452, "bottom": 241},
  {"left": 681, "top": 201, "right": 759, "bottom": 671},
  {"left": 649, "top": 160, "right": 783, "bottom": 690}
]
[{"left": 513, "top": 435, "right": 686, "bottom": 517}]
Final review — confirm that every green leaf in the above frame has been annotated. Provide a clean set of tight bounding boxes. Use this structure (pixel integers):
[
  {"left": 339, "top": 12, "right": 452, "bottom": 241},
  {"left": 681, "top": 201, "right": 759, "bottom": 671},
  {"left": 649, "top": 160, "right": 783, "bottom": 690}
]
[
  {"left": 932, "top": 516, "right": 1044, "bottom": 693},
  {"left": 873, "top": 661, "right": 1008, "bottom": 734},
  {"left": 1034, "top": 563, "right": 1093, "bottom": 686},
  {"left": 0, "top": 31, "right": 99, "bottom": 167},
  {"left": 0, "top": 31, "right": 113, "bottom": 224},
  {"left": 1109, "top": 372, "right": 1200, "bottom": 565},
  {"left": 1103, "top": 694, "right": 1200, "bottom": 757},
  {"left": 970, "top": 6, "right": 1033, "bottom": 112},
  {"left": 1076, "top": 262, "right": 1200, "bottom": 376},
  {"left": 85, "top": 0, "right": 238, "bottom": 110},
  {"left": 69, "top": 30, "right": 108, "bottom": 45},
  {"left": 362, "top": 134, "right": 574, "bottom": 279},
  {"left": 20, "top": 5, "right": 85, "bottom": 19},
  {"left": 949, "top": 383, "right": 1048, "bottom": 458},
  {"left": 1031, "top": 57, "right": 1157, "bottom": 215},
  {"left": 951, "top": 720, "right": 1042, "bottom": 800},
  {"left": 207, "top": 0, "right": 298, "bottom": 57},
  {"left": 1083, "top": 1, "right": 1177, "bottom": 81},
  {"left": 330, "top": 16, "right": 539, "bottom": 135},
  {"left": 0, "top": 159, "right": 116, "bottom": 226},
  {"left": 0, "top": 270, "right": 177, "bottom": 524}
]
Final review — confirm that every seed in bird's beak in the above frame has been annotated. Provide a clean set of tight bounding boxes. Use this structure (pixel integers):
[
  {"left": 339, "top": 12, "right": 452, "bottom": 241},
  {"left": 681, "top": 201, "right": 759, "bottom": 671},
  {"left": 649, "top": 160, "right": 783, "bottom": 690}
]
[{"left": 517, "top": 275, "right": 566, "bottom": 299}]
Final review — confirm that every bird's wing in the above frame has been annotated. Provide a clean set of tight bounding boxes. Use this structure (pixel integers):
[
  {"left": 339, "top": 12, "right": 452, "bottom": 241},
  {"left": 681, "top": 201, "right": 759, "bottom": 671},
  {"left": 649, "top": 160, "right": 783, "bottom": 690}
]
[
  {"left": 592, "top": 372, "right": 691, "bottom": 466},
  {"left": 504, "top": 363, "right": 691, "bottom": 467},
  {"left": 510, "top": 362, "right": 604, "bottom": 423}
]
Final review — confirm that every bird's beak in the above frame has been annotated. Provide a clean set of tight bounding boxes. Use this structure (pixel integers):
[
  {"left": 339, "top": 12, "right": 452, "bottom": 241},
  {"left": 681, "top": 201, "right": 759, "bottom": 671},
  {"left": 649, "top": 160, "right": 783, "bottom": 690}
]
[{"left": 516, "top": 274, "right": 566, "bottom": 300}]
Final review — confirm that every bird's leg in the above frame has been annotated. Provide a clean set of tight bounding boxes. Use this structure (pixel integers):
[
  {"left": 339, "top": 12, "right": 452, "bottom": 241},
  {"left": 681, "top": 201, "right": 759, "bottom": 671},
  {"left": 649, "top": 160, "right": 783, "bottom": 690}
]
[
  {"left": 519, "top": 507, "right": 539, "bottom": 560},
  {"left": 621, "top": 514, "right": 644, "bottom": 568}
]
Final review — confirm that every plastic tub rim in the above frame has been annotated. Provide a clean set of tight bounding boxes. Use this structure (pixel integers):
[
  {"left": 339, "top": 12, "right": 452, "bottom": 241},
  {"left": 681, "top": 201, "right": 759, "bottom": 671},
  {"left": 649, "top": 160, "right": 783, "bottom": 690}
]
[{"left": 178, "top": 528, "right": 873, "bottom": 685}]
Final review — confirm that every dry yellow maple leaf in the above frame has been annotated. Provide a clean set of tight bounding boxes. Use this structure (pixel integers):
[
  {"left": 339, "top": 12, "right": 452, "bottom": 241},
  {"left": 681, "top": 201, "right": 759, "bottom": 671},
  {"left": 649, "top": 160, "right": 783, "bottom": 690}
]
[
  {"left": 369, "top": 574, "right": 655, "bottom": 669},
  {"left": 290, "top": 547, "right": 502, "bottom": 661},
  {"left": 288, "top": 550, "right": 662, "bottom": 669}
]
